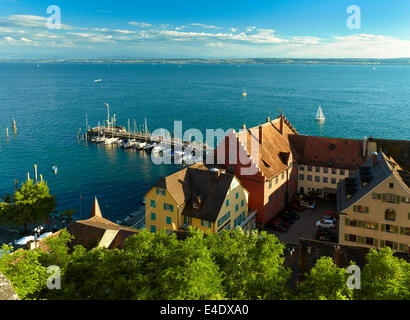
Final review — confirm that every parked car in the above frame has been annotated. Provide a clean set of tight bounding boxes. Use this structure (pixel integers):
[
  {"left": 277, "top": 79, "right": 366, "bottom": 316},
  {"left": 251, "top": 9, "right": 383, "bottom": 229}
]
[
  {"left": 300, "top": 200, "right": 316, "bottom": 209},
  {"left": 316, "top": 219, "right": 336, "bottom": 229},
  {"left": 324, "top": 211, "right": 338, "bottom": 220}
]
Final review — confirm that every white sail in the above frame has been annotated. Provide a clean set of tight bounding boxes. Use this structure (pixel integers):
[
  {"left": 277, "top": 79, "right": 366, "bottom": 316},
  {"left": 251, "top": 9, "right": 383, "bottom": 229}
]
[{"left": 315, "top": 105, "right": 325, "bottom": 121}]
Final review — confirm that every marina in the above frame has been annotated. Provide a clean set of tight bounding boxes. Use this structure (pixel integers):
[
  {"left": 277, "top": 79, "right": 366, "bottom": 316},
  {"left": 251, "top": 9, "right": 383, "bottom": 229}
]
[{"left": 82, "top": 104, "right": 212, "bottom": 166}]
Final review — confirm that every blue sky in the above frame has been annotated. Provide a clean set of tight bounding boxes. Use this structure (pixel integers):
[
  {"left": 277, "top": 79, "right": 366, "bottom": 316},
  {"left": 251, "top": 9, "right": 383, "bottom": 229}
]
[{"left": 0, "top": 0, "right": 409, "bottom": 59}]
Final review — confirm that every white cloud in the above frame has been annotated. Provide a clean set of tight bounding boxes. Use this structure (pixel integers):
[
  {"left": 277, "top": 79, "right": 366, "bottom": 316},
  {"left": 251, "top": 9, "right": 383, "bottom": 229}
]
[
  {"left": 128, "top": 21, "right": 152, "bottom": 28},
  {"left": 189, "top": 23, "right": 222, "bottom": 30}
]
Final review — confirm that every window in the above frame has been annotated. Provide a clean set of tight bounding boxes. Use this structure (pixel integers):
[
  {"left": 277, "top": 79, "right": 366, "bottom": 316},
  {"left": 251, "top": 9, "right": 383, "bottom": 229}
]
[
  {"left": 275, "top": 191, "right": 279, "bottom": 200},
  {"left": 405, "top": 227, "right": 410, "bottom": 236},
  {"left": 332, "top": 168, "right": 337, "bottom": 174},
  {"left": 385, "top": 193, "right": 396, "bottom": 203},
  {"left": 150, "top": 225, "right": 156, "bottom": 233},
  {"left": 235, "top": 204, "right": 239, "bottom": 212},
  {"left": 307, "top": 175, "right": 312, "bottom": 181},
  {"left": 166, "top": 216, "right": 172, "bottom": 225},
  {"left": 349, "top": 234, "right": 357, "bottom": 242},
  {"left": 163, "top": 203, "right": 174, "bottom": 212},
  {"left": 241, "top": 199, "right": 244, "bottom": 207},
  {"left": 315, "top": 167, "right": 321, "bottom": 173},
  {"left": 226, "top": 199, "right": 229, "bottom": 207},
  {"left": 331, "top": 178, "right": 336, "bottom": 184},
  {"left": 150, "top": 213, "right": 156, "bottom": 221},
  {"left": 269, "top": 181, "right": 272, "bottom": 189},
  {"left": 299, "top": 174, "right": 304, "bottom": 180},
  {"left": 385, "top": 209, "right": 396, "bottom": 221},
  {"left": 281, "top": 185, "right": 284, "bottom": 194},
  {"left": 201, "top": 220, "right": 211, "bottom": 228},
  {"left": 308, "top": 166, "right": 312, "bottom": 172},
  {"left": 315, "top": 176, "right": 320, "bottom": 182},
  {"left": 323, "top": 177, "right": 328, "bottom": 183},
  {"left": 357, "top": 205, "right": 369, "bottom": 213},
  {"left": 150, "top": 200, "right": 156, "bottom": 208},
  {"left": 372, "top": 193, "right": 381, "bottom": 200},
  {"left": 275, "top": 177, "right": 279, "bottom": 184},
  {"left": 236, "top": 192, "right": 239, "bottom": 199},
  {"left": 340, "top": 169, "right": 345, "bottom": 175},
  {"left": 156, "top": 188, "right": 166, "bottom": 196},
  {"left": 365, "top": 237, "right": 374, "bottom": 246},
  {"left": 389, "top": 182, "right": 394, "bottom": 189},
  {"left": 268, "top": 195, "right": 272, "bottom": 205},
  {"left": 281, "top": 172, "right": 284, "bottom": 179},
  {"left": 385, "top": 224, "right": 396, "bottom": 233},
  {"left": 300, "top": 166, "right": 305, "bottom": 171},
  {"left": 323, "top": 167, "right": 328, "bottom": 174},
  {"left": 349, "top": 219, "right": 358, "bottom": 227},
  {"left": 365, "top": 221, "right": 376, "bottom": 230}
]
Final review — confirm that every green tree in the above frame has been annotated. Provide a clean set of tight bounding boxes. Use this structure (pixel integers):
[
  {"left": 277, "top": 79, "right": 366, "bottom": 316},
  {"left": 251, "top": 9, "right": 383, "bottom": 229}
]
[
  {"left": 355, "top": 247, "right": 410, "bottom": 300},
  {"left": 297, "top": 257, "right": 352, "bottom": 300},
  {"left": 204, "top": 229, "right": 291, "bottom": 300},
  {"left": 0, "top": 179, "right": 56, "bottom": 233},
  {"left": 0, "top": 244, "right": 48, "bottom": 300}
]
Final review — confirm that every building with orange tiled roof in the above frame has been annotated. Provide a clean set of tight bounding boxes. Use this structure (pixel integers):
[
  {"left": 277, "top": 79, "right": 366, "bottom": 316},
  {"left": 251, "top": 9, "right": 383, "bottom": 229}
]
[{"left": 215, "top": 113, "right": 299, "bottom": 226}]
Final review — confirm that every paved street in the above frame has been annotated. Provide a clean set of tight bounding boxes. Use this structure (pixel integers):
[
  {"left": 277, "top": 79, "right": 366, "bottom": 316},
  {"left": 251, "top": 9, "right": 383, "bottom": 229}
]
[{"left": 266, "top": 199, "right": 337, "bottom": 245}]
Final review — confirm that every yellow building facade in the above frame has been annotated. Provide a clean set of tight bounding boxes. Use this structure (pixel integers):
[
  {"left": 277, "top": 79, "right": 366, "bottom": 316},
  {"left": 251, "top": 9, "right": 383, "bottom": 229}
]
[
  {"left": 298, "top": 164, "right": 351, "bottom": 198},
  {"left": 338, "top": 153, "right": 410, "bottom": 253},
  {"left": 145, "top": 164, "right": 253, "bottom": 235}
]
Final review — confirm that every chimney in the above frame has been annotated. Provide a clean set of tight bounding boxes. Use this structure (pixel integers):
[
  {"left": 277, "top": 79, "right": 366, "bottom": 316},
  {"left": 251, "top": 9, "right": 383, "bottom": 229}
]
[
  {"left": 362, "top": 137, "right": 367, "bottom": 158},
  {"left": 266, "top": 116, "right": 270, "bottom": 123},
  {"left": 279, "top": 116, "right": 284, "bottom": 135},
  {"left": 259, "top": 126, "right": 263, "bottom": 145},
  {"left": 371, "top": 152, "right": 378, "bottom": 167}
]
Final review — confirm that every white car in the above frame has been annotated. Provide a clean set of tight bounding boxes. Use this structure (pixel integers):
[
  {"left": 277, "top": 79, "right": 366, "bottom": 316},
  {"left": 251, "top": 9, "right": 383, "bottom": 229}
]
[
  {"left": 316, "top": 219, "right": 336, "bottom": 229},
  {"left": 300, "top": 200, "right": 316, "bottom": 209}
]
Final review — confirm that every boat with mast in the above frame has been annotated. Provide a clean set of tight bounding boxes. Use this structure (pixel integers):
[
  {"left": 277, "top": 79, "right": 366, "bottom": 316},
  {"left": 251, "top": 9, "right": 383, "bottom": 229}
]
[
  {"left": 315, "top": 105, "right": 325, "bottom": 122},
  {"left": 242, "top": 88, "right": 248, "bottom": 97}
]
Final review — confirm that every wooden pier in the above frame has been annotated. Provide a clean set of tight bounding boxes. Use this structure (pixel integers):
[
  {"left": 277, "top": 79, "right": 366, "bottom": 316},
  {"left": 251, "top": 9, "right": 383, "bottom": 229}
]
[{"left": 85, "top": 126, "right": 211, "bottom": 153}]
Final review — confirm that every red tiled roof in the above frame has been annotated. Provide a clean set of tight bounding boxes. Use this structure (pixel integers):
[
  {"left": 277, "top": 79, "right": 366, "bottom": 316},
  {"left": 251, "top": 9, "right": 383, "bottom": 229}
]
[
  {"left": 238, "top": 115, "right": 298, "bottom": 180},
  {"left": 289, "top": 135, "right": 366, "bottom": 170}
]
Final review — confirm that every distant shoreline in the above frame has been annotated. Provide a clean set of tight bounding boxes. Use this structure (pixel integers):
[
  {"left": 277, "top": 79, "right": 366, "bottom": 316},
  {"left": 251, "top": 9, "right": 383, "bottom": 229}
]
[{"left": 1, "top": 58, "right": 410, "bottom": 65}]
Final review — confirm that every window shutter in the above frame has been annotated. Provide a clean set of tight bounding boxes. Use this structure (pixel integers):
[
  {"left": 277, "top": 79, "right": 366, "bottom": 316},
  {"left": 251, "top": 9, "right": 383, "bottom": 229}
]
[
  {"left": 345, "top": 218, "right": 350, "bottom": 226},
  {"left": 400, "top": 227, "right": 405, "bottom": 235},
  {"left": 365, "top": 207, "right": 369, "bottom": 213},
  {"left": 401, "top": 197, "right": 406, "bottom": 202},
  {"left": 377, "top": 193, "right": 381, "bottom": 200},
  {"left": 396, "top": 195, "right": 400, "bottom": 204},
  {"left": 380, "top": 240, "right": 385, "bottom": 248},
  {"left": 373, "top": 239, "right": 378, "bottom": 247},
  {"left": 394, "top": 226, "right": 399, "bottom": 234},
  {"left": 381, "top": 224, "right": 386, "bottom": 232},
  {"left": 344, "top": 234, "right": 349, "bottom": 241},
  {"left": 393, "top": 242, "right": 398, "bottom": 250},
  {"left": 353, "top": 205, "right": 358, "bottom": 212},
  {"left": 382, "top": 193, "right": 386, "bottom": 202},
  {"left": 374, "top": 223, "right": 379, "bottom": 231}
]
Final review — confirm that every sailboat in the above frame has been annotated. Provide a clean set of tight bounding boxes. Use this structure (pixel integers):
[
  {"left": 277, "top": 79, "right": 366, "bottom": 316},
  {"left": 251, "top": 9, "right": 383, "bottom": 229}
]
[
  {"left": 242, "top": 88, "right": 248, "bottom": 97},
  {"left": 315, "top": 105, "right": 325, "bottom": 122}
]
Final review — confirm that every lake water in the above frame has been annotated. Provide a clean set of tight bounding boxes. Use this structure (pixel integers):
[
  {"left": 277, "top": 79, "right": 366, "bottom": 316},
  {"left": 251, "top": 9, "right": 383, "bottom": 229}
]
[{"left": 0, "top": 63, "right": 409, "bottom": 222}]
